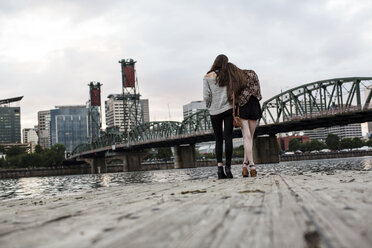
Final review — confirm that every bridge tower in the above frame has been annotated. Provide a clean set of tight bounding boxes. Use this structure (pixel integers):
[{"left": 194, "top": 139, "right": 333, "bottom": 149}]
[
  {"left": 119, "top": 58, "right": 142, "bottom": 142},
  {"left": 88, "top": 82, "right": 102, "bottom": 142}
]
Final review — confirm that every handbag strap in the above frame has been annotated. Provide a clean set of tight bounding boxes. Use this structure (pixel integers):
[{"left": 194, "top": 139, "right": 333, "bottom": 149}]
[{"left": 233, "top": 93, "right": 239, "bottom": 117}]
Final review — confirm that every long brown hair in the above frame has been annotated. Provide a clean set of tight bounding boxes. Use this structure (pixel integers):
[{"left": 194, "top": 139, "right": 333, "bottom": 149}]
[
  {"left": 207, "top": 54, "right": 229, "bottom": 87},
  {"left": 226, "top": 62, "right": 248, "bottom": 103}
]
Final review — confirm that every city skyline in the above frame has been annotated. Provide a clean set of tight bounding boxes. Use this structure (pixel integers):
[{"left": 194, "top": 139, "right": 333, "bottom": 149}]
[{"left": 1, "top": 0, "right": 372, "bottom": 130}]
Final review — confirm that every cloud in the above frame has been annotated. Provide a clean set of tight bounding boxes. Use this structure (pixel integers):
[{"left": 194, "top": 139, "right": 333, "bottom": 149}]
[{"left": 0, "top": 0, "right": 371, "bottom": 129}]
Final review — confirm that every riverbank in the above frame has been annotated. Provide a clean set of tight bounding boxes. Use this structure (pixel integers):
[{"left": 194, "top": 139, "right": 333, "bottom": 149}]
[
  {"left": 0, "top": 151, "right": 371, "bottom": 179},
  {"left": 1, "top": 170, "right": 371, "bottom": 248}
]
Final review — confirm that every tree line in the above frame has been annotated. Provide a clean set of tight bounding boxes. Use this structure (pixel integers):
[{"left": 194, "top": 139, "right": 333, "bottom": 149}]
[
  {"left": 196, "top": 145, "right": 245, "bottom": 160},
  {"left": 288, "top": 134, "right": 372, "bottom": 152},
  {"left": 197, "top": 134, "right": 372, "bottom": 159},
  {"left": 0, "top": 144, "right": 66, "bottom": 169},
  {"left": 143, "top": 147, "right": 173, "bottom": 161}
]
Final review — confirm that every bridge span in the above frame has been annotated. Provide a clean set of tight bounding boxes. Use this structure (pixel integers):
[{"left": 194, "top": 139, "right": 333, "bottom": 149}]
[{"left": 70, "top": 77, "right": 372, "bottom": 172}]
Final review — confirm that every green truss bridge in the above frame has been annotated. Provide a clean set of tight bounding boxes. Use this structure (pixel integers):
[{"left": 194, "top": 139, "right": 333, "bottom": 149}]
[{"left": 71, "top": 77, "right": 372, "bottom": 169}]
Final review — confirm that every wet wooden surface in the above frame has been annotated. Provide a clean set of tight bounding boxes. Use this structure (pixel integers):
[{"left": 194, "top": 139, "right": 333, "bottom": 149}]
[{"left": 1, "top": 170, "right": 371, "bottom": 248}]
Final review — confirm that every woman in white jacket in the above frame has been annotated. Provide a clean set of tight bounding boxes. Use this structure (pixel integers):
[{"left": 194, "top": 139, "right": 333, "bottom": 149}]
[{"left": 203, "top": 54, "right": 234, "bottom": 179}]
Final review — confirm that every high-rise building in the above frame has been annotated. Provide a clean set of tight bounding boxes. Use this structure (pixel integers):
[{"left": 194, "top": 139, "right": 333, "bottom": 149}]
[
  {"left": 141, "top": 99, "right": 150, "bottom": 123},
  {"left": 183, "top": 100, "right": 206, "bottom": 119},
  {"left": 327, "top": 124, "right": 362, "bottom": 139},
  {"left": 23, "top": 126, "right": 38, "bottom": 153},
  {"left": 302, "top": 128, "right": 326, "bottom": 141},
  {"left": 294, "top": 99, "right": 364, "bottom": 140},
  {"left": 50, "top": 105, "right": 89, "bottom": 153},
  {"left": 0, "top": 96, "right": 22, "bottom": 144},
  {"left": 38, "top": 110, "right": 51, "bottom": 149},
  {"left": 303, "top": 123, "right": 362, "bottom": 141},
  {"left": 105, "top": 94, "right": 149, "bottom": 133},
  {"left": 23, "top": 127, "right": 38, "bottom": 144}
]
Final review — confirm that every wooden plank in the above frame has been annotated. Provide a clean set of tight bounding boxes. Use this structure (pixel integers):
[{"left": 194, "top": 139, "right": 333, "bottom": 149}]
[
  {"left": 0, "top": 171, "right": 371, "bottom": 248},
  {"left": 282, "top": 171, "right": 372, "bottom": 248}
]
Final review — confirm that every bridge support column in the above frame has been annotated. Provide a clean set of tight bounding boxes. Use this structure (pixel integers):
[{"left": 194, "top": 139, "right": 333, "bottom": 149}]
[
  {"left": 174, "top": 144, "right": 196, "bottom": 169},
  {"left": 83, "top": 157, "right": 107, "bottom": 174},
  {"left": 253, "top": 135, "right": 280, "bottom": 164},
  {"left": 116, "top": 152, "right": 142, "bottom": 172}
]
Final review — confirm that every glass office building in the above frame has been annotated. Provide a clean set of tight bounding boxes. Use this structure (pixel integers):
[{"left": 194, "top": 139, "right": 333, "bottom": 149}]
[
  {"left": 0, "top": 96, "right": 23, "bottom": 144},
  {"left": 50, "top": 106, "right": 89, "bottom": 153},
  {"left": 0, "top": 107, "right": 21, "bottom": 144}
]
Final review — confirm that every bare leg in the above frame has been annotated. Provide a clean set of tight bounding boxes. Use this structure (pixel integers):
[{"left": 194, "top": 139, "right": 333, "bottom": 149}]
[
  {"left": 247, "top": 119, "right": 258, "bottom": 165},
  {"left": 240, "top": 118, "right": 254, "bottom": 166},
  {"left": 243, "top": 149, "right": 247, "bottom": 167}
]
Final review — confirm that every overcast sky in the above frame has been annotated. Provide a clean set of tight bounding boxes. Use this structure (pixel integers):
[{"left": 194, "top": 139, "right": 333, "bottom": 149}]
[{"left": 1, "top": 0, "right": 372, "bottom": 130}]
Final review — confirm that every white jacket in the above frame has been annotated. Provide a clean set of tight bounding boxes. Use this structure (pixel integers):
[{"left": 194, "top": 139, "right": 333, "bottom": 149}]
[{"left": 203, "top": 74, "right": 232, "bottom": 115}]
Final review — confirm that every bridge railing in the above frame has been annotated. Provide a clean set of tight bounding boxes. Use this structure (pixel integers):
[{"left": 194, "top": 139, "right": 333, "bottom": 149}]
[
  {"left": 282, "top": 104, "right": 365, "bottom": 122},
  {"left": 178, "top": 109, "right": 212, "bottom": 135},
  {"left": 260, "top": 77, "right": 372, "bottom": 125},
  {"left": 129, "top": 121, "right": 182, "bottom": 143}
]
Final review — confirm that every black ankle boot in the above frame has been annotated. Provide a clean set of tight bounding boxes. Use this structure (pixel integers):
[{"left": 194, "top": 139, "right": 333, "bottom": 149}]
[
  {"left": 225, "top": 166, "right": 233, "bottom": 178},
  {"left": 218, "top": 166, "right": 227, "bottom": 179}
]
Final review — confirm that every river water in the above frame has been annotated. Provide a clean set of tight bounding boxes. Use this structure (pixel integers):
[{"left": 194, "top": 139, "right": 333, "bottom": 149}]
[{"left": 0, "top": 156, "right": 371, "bottom": 201}]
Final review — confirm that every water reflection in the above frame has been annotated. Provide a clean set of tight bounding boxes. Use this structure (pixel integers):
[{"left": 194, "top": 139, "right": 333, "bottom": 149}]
[
  {"left": 0, "top": 156, "right": 370, "bottom": 201},
  {"left": 93, "top": 174, "right": 114, "bottom": 188},
  {"left": 17, "top": 177, "right": 45, "bottom": 196},
  {"left": 362, "top": 159, "right": 372, "bottom": 170}
]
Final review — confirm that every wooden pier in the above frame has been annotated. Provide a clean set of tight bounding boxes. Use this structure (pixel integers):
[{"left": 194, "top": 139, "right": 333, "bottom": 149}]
[{"left": 1, "top": 170, "right": 371, "bottom": 248}]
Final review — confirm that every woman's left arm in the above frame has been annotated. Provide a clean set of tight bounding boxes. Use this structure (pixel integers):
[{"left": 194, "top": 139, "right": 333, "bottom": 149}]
[{"left": 203, "top": 78, "right": 212, "bottom": 108}]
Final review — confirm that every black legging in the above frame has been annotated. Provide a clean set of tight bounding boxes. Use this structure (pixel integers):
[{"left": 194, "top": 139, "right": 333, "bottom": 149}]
[{"left": 210, "top": 108, "right": 233, "bottom": 167}]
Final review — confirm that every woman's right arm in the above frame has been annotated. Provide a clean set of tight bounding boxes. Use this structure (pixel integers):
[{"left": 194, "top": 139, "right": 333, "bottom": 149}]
[{"left": 203, "top": 78, "right": 212, "bottom": 108}]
